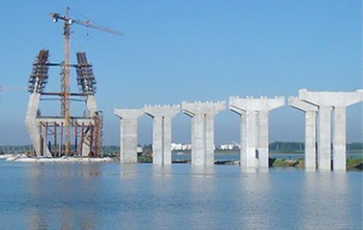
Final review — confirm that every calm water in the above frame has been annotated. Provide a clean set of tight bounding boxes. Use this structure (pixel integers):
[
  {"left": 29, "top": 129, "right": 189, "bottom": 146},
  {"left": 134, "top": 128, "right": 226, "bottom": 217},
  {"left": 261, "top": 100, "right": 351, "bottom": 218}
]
[{"left": 0, "top": 161, "right": 361, "bottom": 230}]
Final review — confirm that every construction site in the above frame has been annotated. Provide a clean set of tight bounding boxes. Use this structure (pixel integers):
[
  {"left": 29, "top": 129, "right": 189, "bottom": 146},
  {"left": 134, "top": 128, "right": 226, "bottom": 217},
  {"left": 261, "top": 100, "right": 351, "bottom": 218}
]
[{"left": 24, "top": 8, "right": 122, "bottom": 158}]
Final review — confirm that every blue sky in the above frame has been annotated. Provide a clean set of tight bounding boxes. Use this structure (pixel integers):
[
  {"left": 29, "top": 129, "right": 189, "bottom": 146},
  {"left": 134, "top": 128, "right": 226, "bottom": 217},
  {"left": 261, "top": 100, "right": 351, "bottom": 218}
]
[{"left": 0, "top": 0, "right": 361, "bottom": 145}]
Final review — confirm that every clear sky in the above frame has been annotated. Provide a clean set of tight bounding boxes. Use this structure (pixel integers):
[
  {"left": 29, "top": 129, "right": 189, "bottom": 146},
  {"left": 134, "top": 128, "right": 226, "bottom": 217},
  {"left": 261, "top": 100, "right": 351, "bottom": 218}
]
[{"left": 0, "top": 0, "right": 361, "bottom": 146}]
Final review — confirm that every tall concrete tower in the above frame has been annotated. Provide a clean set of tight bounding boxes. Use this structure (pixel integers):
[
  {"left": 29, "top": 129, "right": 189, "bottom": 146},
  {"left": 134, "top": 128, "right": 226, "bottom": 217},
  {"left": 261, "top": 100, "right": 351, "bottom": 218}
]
[{"left": 25, "top": 50, "right": 103, "bottom": 157}]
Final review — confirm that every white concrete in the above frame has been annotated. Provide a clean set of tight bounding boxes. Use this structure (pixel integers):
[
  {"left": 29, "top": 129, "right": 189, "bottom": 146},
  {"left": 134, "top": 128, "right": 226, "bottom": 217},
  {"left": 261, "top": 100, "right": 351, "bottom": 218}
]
[
  {"left": 318, "top": 106, "right": 332, "bottom": 171},
  {"left": 144, "top": 105, "right": 180, "bottom": 165},
  {"left": 114, "top": 108, "right": 144, "bottom": 163},
  {"left": 6, "top": 154, "right": 114, "bottom": 163},
  {"left": 333, "top": 106, "right": 346, "bottom": 171},
  {"left": 83, "top": 95, "right": 98, "bottom": 156},
  {"left": 25, "top": 76, "right": 100, "bottom": 157},
  {"left": 258, "top": 110, "right": 269, "bottom": 168},
  {"left": 299, "top": 89, "right": 363, "bottom": 171},
  {"left": 25, "top": 93, "right": 52, "bottom": 157},
  {"left": 182, "top": 101, "right": 226, "bottom": 166},
  {"left": 288, "top": 97, "right": 318, "bottom": 171},
  {"left": 229, "top": 96, "right": 285, "bottom": 170}
]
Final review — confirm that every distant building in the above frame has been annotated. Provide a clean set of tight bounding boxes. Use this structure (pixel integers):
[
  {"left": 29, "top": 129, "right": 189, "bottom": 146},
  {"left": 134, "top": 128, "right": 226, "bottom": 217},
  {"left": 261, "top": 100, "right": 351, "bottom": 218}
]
[{"left": 171, "top": 143, "right": 192, "bottom": 151}]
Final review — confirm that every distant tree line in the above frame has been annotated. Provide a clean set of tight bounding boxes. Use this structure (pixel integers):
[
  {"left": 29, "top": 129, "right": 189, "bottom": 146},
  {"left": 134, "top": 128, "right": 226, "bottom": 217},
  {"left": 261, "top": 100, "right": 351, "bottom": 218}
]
[
  {"left": 347, "top": 142, "right": 363, "bottom": 151},
  {"left": 269, "top": 142, "right": 363, "bottom": 153},
  {"left": 269, "top": 142, "right": 304, "bottom": 153},
  {"left": 0, "top": 142, "right": 362, "bottom": 154}
]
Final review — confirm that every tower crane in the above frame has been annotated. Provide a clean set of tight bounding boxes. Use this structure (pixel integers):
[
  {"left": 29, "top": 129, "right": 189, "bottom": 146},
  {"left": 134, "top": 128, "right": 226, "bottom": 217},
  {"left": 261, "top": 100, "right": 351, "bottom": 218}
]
[
  {"left": 0, "top": 85, "right": 27, "bottom": 92},
  {"left": 50, "top": 7, "right": 123, "bottom": 156}
]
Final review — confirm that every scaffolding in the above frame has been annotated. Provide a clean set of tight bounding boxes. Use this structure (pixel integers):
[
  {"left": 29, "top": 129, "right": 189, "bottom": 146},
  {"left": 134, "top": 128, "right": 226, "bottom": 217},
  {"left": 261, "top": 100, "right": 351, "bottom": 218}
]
[
  {"left": 27, "top": 50, "right": 103, "bottom": 157},
  {"left": 26, "top": 8, "right": 120, "bottom": 157}
]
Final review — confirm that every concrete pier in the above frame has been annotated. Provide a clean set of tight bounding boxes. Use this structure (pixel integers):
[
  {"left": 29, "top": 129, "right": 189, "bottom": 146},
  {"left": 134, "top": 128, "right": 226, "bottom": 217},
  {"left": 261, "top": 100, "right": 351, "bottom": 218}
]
[
  {"left": 299, "top": 89, "right": 363, "bottom": 171},
  {"left": 288, "top": 97, "right": 318, "bottom": 171},
  {"left": 182, "top": 101, "right": 226, "bottom": 166},
  {"left": 25, "top": 93, "right": 52, "bottom": 157},
  {"left": 114, "top": 109, "right": 144, "bottom": 163},
  {"left": 82, "top": 95, "right": 98, "bottom": 156},
  {"left": 229, "top": 96, "right": 285, "bottom": 170},
  {"left": 144, "top": 105, "right": 180, "bottom": 165}
]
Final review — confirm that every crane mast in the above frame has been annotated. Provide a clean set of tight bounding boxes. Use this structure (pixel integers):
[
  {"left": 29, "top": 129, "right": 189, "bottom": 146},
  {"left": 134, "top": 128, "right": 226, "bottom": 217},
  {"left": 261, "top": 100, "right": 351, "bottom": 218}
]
[
  {"left": 62, "top": 7, "right": 71, "bottom": 156},
  {"left": 50, "top": 7, "right": 122, "bottom": 156}
]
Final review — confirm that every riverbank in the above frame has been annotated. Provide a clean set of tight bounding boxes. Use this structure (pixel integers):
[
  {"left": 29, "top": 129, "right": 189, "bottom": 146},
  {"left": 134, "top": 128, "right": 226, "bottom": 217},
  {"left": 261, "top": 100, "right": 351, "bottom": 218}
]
[
  {"left": 2, "top": 153, "right": 362, "bottom": 170},
  {"left": 139, "top": 155, "right": 363, "bottom": 170},
  {"left": 4, "top": 154, "right": 114, "bottom": 163}
]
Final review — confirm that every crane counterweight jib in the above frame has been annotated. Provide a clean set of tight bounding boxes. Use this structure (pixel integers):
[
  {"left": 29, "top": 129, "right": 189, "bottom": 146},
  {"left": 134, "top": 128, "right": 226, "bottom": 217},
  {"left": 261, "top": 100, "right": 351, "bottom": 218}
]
[
  {"left": 49, "top": 7, "right": 122, "bottom": 156},
  {"left": 49, "top": 11, "right": 123, "bottom": 36}
]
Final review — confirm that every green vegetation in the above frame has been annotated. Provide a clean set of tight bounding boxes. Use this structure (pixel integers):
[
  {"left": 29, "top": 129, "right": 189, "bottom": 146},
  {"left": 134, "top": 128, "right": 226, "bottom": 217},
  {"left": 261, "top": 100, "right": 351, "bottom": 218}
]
[
  {"left": 347, "top": 158, "right": 363, "bottom": 170},
  {"left": 138, "top": 154, "right": 152, "bottom": 163},
  {"left": 272, "top": 158, "right": 303, "bottom": 167},
  {"left": 269, "top": 142, "right": 363, "bottom": 154},
  {"left": 270, "top": 158, "right": 363, "bottom": 170},
  {"left": 269, "top": 142, "right": 304, "bottom": 153}
]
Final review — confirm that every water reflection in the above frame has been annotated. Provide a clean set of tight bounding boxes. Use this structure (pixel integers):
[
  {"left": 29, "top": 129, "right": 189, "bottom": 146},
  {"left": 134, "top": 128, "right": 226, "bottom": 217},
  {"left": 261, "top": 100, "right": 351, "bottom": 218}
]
[
  {"left": 301, "top": 172, "right": 351, "bottom": 229},
  {"left": 120, "top": 163, "right": 138, "bottom": 178},
  {"left": 0, "top": 161, "right": 360, "bottom": 229},
  {"left": 25, "top": 163, "right": 102, "bottom": 229},
  {"left": 150, "top": 165, "right": 173, "bottom": 228},
  {"left": 152, "top": 164, "right": 172, "bottom": 178},
  {"left": 239, "top": 172, "right": 271, "bottom": 229},
  {"left": 240, "top": 166, "right": 269, "bottom": 173},
  {"left": 189, "top": 166, "right": 216, "bottom": 229},
  {"left": 191, "top": 165, "right": 215, "bottom": 177}
]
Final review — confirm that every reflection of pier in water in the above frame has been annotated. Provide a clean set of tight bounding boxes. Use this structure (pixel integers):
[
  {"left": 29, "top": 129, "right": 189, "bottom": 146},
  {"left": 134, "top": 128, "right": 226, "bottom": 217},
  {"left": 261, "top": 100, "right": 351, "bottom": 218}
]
[{"left": 26, "top": 164, "right": 101, "bottom": 229}]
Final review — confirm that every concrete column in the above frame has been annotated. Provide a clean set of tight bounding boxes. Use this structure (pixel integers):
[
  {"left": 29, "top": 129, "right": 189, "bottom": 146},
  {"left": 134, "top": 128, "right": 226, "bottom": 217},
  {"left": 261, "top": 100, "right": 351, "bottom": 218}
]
[
  {"left": 144, "top": 105, "right": 180, "bottom": 165},
  {"left": 25, "top": 93, "right": 52, "bottom": 157},
  {"left": 333, "top": 106, "right": 346, "bottom": 171},
  {"left": 305, "top": 111, "right": 317, "bottom": 170},
  {"left": 86, "top": 95, "right": 98, "bottom": 116},
  {"left": 229, "top": 96, "right": 285, "bottom": 170},
  {"left": 245, "top": 111, "right": 258, "bottom": 168},
  {"left": 162, "top": 116, "right": 173, "bottom": 165},
  {"left": 240, "top": 111, "right": 247, "bottom": 168},
  {"left": 81, "top": 95, "right": 99, "bottom": 156},
  {"left": 318, "top": 106, "right": 332, "bottom": 170},
  {"left": 114, "top": 108, "right": 144, "bottom": 163},
  {"left": 288, "top": 97, "right": 318, "bottom": 171},
  {"left": 192, "top": 114, "right": 205, "bottom": 165},
  {"left": 299, "top": 89, "right": 363, "bottom": 171},
  {"left": 205, "top": 113, "right": 215, "bottom": 166},
  {"left": 182, "top": 101, "right": 226, "bottom": 166},
  {"left": 258, "top": 110, "right": 269, "bottom": 168}
]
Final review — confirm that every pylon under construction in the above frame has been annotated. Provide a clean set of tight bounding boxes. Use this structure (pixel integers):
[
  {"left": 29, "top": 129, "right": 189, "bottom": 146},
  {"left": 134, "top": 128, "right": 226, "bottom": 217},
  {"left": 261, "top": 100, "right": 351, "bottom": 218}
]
[
  {"left": 25, "top": 50, "right": 103, "bottom": 157},
  {"left": 25, "top": 7, "right": 121, "bottom": 157}
]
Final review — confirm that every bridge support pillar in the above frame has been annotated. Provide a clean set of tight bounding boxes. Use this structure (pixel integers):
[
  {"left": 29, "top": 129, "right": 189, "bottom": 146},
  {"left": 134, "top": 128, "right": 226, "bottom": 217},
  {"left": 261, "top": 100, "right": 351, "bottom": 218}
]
[
  {"left": 182, "top": 101, "right": 226, "bottom": 166},
  {"left": 229, "top": 96, "right": 285, "bottom": 170},
  {"left": 145, "top": 105, "right": 180, "bottom": 165},
  {"left": 289, "top": 97, "right": 318, "bottom": 171},
  {"left": 114, "top": 108, "right": 144, "bottom": 163},
  {"left": 299, "top": 89, "right": 363, "bottom": 171}
]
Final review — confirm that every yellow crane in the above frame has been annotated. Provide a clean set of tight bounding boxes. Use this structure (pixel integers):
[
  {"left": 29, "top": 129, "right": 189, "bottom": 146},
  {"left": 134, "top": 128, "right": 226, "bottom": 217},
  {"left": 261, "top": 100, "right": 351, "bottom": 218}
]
[
  {"left": 50, "top": 7, "right": 123, "bottom": 156},
  {"left": 0, "top": 85, "right": 27, "bottom": 92}
]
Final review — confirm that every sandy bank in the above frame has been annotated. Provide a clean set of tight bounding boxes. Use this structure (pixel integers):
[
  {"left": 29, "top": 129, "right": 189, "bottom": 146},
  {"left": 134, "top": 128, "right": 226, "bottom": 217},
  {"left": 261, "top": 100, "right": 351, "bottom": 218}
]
[{"left": 4, "top": 154, "right": 115, "bottom": 163}]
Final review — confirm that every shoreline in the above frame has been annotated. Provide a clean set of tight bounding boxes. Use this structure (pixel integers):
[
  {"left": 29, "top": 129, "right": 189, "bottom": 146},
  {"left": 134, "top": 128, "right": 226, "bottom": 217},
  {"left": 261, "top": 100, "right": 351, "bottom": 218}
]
[
  {"left": 3, "top": 154, "right": 115, "bottom": 163},
  {"left": 1, "top": 153, "right": 362, "bottom": 170}
]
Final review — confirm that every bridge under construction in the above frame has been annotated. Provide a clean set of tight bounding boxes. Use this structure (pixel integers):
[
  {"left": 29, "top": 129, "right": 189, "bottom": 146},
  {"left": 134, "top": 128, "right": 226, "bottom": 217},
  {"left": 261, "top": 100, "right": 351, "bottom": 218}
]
[
  {"left": 25, "top": 7, "right": 122, "bottom": 157},
  {"left": 25, "top": 50, "right": 103, "bottom": 157}
]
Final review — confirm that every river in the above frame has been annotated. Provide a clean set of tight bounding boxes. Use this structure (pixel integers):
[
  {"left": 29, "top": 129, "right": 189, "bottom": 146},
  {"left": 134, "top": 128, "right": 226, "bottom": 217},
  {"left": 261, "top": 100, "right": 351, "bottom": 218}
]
[{"left": 0, "top": 161, "right": 361, "bottom": 229}]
